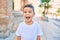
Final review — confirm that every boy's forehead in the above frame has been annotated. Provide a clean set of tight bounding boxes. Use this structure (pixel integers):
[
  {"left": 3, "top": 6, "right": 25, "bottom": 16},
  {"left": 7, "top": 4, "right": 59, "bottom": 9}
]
[
  {"left": 23, "top": 7, "right": 34, "bottom": 12},
  {"left": 24, "top": 7, "right": 33, "bottom": 10}
]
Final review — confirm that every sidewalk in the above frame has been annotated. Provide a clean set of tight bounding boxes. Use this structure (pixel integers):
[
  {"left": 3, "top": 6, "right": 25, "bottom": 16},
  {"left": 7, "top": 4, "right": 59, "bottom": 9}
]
[
  {"left": 0, "top": 16, "right": 60, "bottom": 40},
  {"left": 33, "top": 16, "right": 60, "bottom": 40}
]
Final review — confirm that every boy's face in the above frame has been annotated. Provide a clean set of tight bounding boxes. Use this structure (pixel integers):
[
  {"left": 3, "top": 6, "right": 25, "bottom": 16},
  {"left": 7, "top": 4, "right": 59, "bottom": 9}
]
[{"left": 23, "top": 7, "right": 35, "bottom": 23}]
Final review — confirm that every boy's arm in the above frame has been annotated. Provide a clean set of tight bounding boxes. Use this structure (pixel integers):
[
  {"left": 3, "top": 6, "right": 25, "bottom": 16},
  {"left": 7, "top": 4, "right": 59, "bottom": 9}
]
[
  {"left": 17, "top": 36, "right": 21, "bottom": 40},
  {"left": 37, "top": 35, "right": 40, "bottom": 40}
]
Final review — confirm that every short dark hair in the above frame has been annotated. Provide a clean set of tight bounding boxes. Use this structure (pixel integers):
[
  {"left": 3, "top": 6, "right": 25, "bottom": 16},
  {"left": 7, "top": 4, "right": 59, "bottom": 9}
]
[{"left": 23, "top": 4, "right": 34, "bottom": 12}]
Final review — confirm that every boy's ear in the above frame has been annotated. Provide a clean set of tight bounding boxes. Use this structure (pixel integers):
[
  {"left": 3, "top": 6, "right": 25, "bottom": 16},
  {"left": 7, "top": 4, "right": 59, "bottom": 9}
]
[{"left": 33, "top": 12, "right": 35, "bottom": 16}]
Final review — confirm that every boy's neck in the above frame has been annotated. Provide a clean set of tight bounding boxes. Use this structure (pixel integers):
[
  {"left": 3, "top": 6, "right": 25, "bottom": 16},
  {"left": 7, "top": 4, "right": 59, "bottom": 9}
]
[{"left": 25, "top": 20, "right": 33, "bottom": 25}]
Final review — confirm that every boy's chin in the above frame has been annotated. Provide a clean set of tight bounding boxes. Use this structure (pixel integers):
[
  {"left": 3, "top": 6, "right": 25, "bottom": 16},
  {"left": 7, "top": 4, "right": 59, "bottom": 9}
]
[{"left": 25, "top": 20, "right": 31, "bottom": 23}]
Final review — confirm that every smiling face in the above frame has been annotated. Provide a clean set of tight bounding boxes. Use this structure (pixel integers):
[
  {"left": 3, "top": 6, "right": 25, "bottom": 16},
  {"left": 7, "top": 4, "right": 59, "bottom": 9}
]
[{"left": 23, "top": 7, "right": 35, "bottom": 23}]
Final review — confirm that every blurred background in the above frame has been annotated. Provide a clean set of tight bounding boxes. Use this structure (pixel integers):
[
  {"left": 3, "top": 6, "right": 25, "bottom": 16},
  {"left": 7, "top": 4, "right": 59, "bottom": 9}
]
[{"left": 0, "top": 0, "right": 60, "bottom": 40}]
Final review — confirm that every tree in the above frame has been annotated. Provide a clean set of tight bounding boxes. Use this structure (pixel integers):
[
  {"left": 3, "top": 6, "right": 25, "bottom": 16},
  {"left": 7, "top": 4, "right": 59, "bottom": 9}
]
[
  {"left": 45, "top": 4, "right": 51, "bottom": 14},
  {"left": 12, "top": 0, "right": 14, "bottom": 10},
  {"left": 57, "top": 8, "right": 60, "bottom": 16},
  {"left": 57, "top": 8, "right": 60, "bottom": 13},
  {"left": 39, "top": 3, "right": 44, "bottom": 7},
  {"left": 39, "top": 0, "right": 51, "bottom": 16}
]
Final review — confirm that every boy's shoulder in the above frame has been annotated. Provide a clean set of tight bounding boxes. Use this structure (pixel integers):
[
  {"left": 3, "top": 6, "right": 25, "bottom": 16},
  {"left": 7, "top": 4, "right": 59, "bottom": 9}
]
[
  {"left": 34, "top": 21, "right": 42, "bottom": 27},
  {"left": 34, "top": 21, "right": 40, "bottom": 25},
  {"left": 19, "top": 21, "right": 25, "bottom": 26}
]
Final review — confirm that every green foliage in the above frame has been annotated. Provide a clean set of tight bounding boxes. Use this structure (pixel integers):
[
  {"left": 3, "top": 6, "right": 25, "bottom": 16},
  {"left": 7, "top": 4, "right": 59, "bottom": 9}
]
[
  {"left": 45, "top": 4, "right": 51, "bottom": 9},
  {"left": 57, "top": 8, "right": 60, "bottom": 13},
  {"left": 39, "top": 0, "right": 51, "bottom": 16},
  {"left": 41, "top": 0, "right": 50, "bottom": 3},
  {"left": 39, "top": 3, "right": 44, "bottom": 7},
  {"left": 12, "top": 0, "right": 14, "bottom": 10}
]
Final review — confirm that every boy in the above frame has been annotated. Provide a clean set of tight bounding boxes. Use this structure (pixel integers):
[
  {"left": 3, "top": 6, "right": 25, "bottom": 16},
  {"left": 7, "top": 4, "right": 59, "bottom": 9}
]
[{"left": 16, "top": 4, "right": 43, "bottom": 40}]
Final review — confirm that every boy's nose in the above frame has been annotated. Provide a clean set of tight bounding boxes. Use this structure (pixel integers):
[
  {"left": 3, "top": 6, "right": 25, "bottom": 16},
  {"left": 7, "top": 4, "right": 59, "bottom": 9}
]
[{"left": 26, "top": 12, "right": 29, "bottom": 14}]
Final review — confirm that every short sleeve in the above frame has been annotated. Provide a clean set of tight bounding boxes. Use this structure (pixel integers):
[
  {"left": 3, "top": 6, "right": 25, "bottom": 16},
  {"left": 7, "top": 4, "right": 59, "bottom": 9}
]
[
  {"left": 37, "top": 24, "right": 43, "bottom": 36},
  {"left": 15, "top": 24, "right": 22, "bottom": 36}
]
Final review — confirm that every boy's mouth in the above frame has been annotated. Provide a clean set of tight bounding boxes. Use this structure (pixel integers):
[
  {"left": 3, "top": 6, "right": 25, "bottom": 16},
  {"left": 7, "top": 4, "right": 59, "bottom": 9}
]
[{"left": 26, "top": 17, "right": 30, "bottom": 20}]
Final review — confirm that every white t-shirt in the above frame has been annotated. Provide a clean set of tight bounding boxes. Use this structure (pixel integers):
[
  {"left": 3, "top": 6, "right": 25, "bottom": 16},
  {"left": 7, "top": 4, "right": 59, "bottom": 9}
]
[{"left": 16, "top": 21, "right": 43, "bottom": 40}]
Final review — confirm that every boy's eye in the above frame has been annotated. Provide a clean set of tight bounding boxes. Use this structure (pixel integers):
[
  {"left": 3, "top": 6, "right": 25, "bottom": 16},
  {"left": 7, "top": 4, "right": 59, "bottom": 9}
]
[
  {"left": 24, "top": 11, "right": 27, "bottom": 13},
  {"left": 29, "top": 11, "right": 32, "bottom": 13}
]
